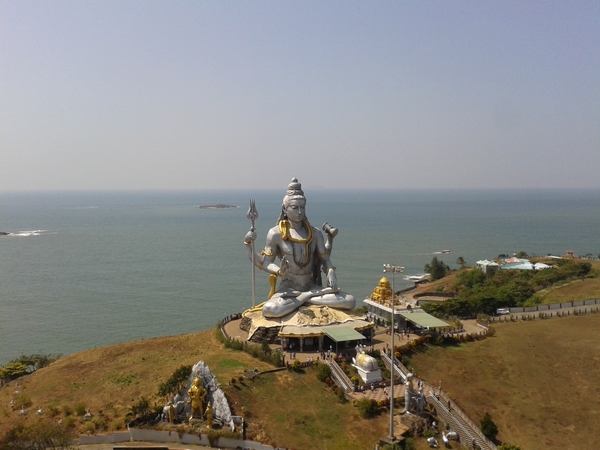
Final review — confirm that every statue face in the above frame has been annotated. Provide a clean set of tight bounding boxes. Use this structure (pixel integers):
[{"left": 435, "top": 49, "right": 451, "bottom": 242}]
[{"left": 284, "top": 198, "right": 306, "bottom": 224}]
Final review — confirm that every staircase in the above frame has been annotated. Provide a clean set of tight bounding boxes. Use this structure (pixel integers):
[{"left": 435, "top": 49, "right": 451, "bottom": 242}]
[
  {"left": 248, "top": 326, "right": 281, "bottom": 343},
  {"left": 382, "top": 350, "right": 497, "bottom": 450},
  {"left": 326, "top": 360, "right": 353, "bottom": 392}
]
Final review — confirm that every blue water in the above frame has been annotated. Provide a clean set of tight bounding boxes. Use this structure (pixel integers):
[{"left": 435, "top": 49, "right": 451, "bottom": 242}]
[{"left": 1, "top": 188, "right": 599, "bottom": 365}]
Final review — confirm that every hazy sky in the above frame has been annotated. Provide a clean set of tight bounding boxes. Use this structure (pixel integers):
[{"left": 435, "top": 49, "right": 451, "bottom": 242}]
[{"left": 1, "top": 1, "right": 599, "bottom": 191}]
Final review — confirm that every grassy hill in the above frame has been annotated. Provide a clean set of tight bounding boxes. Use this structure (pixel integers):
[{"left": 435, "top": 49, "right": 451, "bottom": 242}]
[
  {"left": 0, "top": 328, "right": 393, "bottom": 449},
  {"left": 406, "top": 313, "right": 600, "bottom": 449},
  {"left": 3, "top": 259, "right": 600, "bottom": 449}
]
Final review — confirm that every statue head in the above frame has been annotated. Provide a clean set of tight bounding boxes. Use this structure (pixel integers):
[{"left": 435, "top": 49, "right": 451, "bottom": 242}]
[
  {"left": 193, "top": 375, "right": 204, "bottom": 388},
  {"left": 279, "top": 178, "right": 306, "bottom": 221}
]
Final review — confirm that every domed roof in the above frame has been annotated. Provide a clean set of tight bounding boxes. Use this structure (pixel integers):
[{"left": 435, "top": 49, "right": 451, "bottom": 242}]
[{"left": 378, "top": 277, "right": 391, "bottom": 288}]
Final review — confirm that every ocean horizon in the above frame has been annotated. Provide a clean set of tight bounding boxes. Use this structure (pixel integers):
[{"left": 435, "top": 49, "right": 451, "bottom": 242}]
[{"left": 1, "top": 188, "right": 599, "bottom": 365}]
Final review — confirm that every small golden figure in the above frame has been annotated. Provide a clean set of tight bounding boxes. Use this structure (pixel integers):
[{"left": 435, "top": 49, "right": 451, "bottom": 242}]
[
  {"left": 168, "top": 401, "right": 175, "bottom": 423},
  {"left": 188, "top": 375, "right": 206, "bottom": 421},
  {"left": 205, "top": 401, "right": 213, "bottom": 428}
]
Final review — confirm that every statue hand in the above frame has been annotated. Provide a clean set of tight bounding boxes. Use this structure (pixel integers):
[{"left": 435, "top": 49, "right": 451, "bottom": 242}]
[
  {"left": 327, "top": 268, "right": 338, "bottom": 291},
  {"left": 244, "top": 230, "right": 257, "bottom": 244},
  {"left": 279, "top": 257, "right": 290, "bottom": 277}
]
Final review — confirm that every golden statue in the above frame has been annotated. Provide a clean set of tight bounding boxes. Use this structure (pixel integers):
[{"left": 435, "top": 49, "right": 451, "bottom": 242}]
[
  {"left": 187, "top": 374, "right": 206, "bottom": 421},
  {"left": 205, "top": 401, "right": 213, "bottom": 427},
  {"left": 167, "top": 401, "right": 175, "bottom": 423}
]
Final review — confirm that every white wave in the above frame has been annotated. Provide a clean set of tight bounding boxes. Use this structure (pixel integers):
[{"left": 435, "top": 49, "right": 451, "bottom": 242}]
[
  {"left": 404, "top": 273, "right": 430, "bottom": 281},
  {"left": 9, "top": 230, "right": 48, "bottom": 237}
]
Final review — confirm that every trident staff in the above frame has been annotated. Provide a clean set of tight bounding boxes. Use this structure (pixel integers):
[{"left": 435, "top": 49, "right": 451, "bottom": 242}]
[{"left": 247, "top": 199, "right": 259, "bottom": 307}]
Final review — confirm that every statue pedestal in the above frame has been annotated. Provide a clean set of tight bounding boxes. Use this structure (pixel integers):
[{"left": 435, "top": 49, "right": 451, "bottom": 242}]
[
  {"left": 241, "top": 305, "right": 373, "bottom": 345},
  {"left": 355, "top": 366, "right": 382, "bottom": 384}
]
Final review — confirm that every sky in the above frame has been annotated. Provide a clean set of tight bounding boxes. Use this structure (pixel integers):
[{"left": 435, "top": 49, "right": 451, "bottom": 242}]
[{"left": 1, "top": 1, "right": 599, "bottom": 191}]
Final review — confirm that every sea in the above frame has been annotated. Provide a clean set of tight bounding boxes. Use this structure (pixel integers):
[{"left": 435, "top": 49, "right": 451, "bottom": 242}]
[{"left": 1, "top": 188, "right": 599, "bottom": 365}]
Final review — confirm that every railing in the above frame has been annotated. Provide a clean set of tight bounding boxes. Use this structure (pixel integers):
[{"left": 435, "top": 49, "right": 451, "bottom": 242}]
[
  {"left": 219, "top": 312, "right": 242, "bottom": 340},
  {"left": 381, "top": 350, "right": 408, "bottom": 382},
  {"left": 326, "top": 359, "right": 353, "bottom": 392},
  {"left": 429, "top": 383, "right": 496, "bottom": 450},
  {"left": 386, "top": 351, "right": 497, "bottom": 450}
]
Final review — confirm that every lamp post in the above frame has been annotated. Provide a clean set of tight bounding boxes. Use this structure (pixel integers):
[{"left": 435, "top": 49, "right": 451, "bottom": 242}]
[{"left": 383, "top": 263, "right": 404, "bottom": 441}]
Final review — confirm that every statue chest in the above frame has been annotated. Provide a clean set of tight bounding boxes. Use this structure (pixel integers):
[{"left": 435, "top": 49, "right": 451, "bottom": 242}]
[{"left": 281, "top": 239, "right": 315, "bottom": 268}]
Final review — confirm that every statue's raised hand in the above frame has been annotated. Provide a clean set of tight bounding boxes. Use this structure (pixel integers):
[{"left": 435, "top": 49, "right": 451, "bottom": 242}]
[
  {"left": 327, "top": 268, "right": 338, "bottom": 291},
  {"left": 244, "top": 230, "right": 257, "bottom": 244}
]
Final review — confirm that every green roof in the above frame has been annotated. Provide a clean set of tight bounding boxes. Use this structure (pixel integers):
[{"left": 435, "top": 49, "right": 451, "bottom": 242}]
[
  {"left": 399, "top": 312, "right": 449, "bottom": 329},
  {"left": 324, "top": 327, "right": 366, "bottom": 343}
]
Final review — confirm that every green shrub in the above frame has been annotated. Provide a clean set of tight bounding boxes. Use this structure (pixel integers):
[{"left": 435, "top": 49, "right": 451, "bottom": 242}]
[
  {"left": 315, "top": 363, "right": 331, "bottom": 382},
  {"left": 47, "top": 403, "right": 60, "bottom": 417},
  {"left": 14, "top": 394, "right": 32, "bottom": 409},
  {"left": 157, "top": 364, "right": 192, "bottom": 397},
  {"left": 498, "top": 443, "right": 521, "bottom": 450},
  {"left": 356, "top": 398, "right": 379, "bottom": 418},
  {"left": 481, "top": 411, "right": 498, "bottom": 440},
  {"left": 0, "top": 420, "right": 74, "bottom": 449},
  {"left": 289, "top": 360, "right": 303, "bottom": 372},
  {"left": 60, "top": 416, "right": 75, "bottom": 429},
  {"left": 129, "top": 396, "right": 151, "bottom": 417},
  {"left": 75, "top": 403, "right": 87, "bottom": 416},
  {"left": 61, "top": 404, "right": 73, "bottom": 417}
]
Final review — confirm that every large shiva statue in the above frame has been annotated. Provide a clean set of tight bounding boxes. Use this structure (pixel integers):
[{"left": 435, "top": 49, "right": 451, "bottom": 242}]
[{"left": 244, "top": 178, "right": 355, "bottom": 318}]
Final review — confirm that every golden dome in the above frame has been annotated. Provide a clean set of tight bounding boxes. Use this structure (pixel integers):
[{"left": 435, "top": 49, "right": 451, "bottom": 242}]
[{"left": 378, "top": 277, "right": 390, "bottom": 288}]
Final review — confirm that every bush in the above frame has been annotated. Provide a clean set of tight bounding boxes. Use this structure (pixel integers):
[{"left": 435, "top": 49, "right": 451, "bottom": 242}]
[
  {"left": 481, "top": 411, "right": 498, "bottom": 440},
  {"left": 356, "top": 398, "right": 379, "bottom": 418},
  {"left": 289, "top": 360, "right": 303, "bottom": 372},
  {"left": 0, "top": 420, "right": 74, "bottom": 450},
  {"left": 61, "top": 404, "right": 73, "bottom": 417},
  {"left": 75, "top": 403, "right": 87, "bottom": 416},
  {"left": 130, "top": 396, "right": 151, "bottom": 418},
  {"left": 498, "top": 444, "right": 521, "bottom": 450},
  {"left": 315, "top": 363, "right": 331, "bottom": 382},
  {"left": 157, "top": 364, "right": 192, "bottom": 397},
  {"left": 14, "top": 394, "right": 32, "bottom": 409}
]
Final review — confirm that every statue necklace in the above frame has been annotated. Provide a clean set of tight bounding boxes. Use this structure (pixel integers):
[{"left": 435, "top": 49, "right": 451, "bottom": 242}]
[
  {"left": 280, "top": 219, "right": 313, "bottom": 268},
  {"left": 291, "top": 241, "right": 310, "bottom": 268}
]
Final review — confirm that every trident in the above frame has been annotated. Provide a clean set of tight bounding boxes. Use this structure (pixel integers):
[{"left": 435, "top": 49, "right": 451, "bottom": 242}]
[{"left": 247, "top": 199, "right": 259, "bottom": 307}]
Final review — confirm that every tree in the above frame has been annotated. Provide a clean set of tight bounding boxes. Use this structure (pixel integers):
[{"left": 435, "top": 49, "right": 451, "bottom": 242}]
[
  {"left": 456, "top": 256, "right": 467, "bottom": 268},
  {"left": 481, "top": 411, "right": 498, "bottom": 440},
  {"left": 456, "top": 268, "right": 486, "bottom": 288},
  {"left": 157, "top": 364, "right": 192, "bottom": 397},
  {"left": 424, "top": 257, "right": 451, "bottom": 281},
  {"left": 0, "top": 362, "right": 29, "bottom": 381},
  {"left": 1, "top": 420, "right": 73, "bottom": 450}
]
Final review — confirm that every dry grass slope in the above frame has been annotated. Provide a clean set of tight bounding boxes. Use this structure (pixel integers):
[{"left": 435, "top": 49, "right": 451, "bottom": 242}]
[
  {"left": 408, "top": 313, "right": 600, "bottom": 450},
  {"left": 0, "top": 329, "right": 391, "bottom": 449}
]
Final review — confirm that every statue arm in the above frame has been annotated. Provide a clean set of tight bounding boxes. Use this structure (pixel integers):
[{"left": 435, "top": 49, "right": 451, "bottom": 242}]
[
  {"left": 244, "top": 231, "right": 265, "bottom": 267},
  {"left": 314, "top": 228, "right": 338, "bottom": 289},
  {"left": 261, "top": 228, "right": 284, "bottom": 275},
  {"left": 244, "top": 227, "right": 283, "bottom": 275}
]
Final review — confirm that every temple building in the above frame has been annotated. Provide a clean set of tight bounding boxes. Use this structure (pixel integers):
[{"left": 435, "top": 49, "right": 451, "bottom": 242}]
[{"left": 363, "top": 277, "right": 450, "bottom": 334}]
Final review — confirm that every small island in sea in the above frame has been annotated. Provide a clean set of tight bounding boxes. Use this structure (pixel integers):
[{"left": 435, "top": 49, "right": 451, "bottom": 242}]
[{"left": 197, "top": 204, "right": 238, "bottom": 209}]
